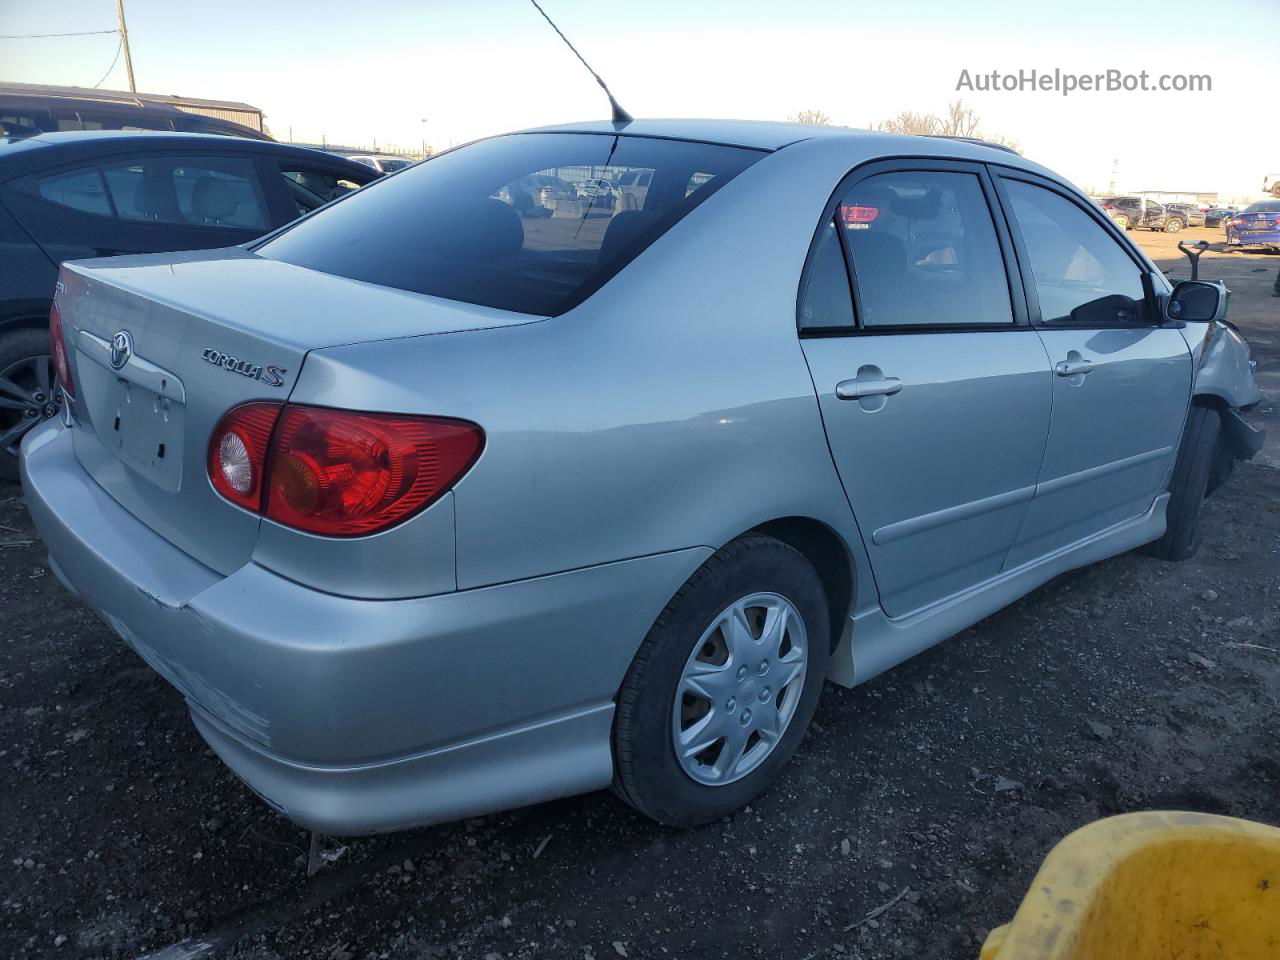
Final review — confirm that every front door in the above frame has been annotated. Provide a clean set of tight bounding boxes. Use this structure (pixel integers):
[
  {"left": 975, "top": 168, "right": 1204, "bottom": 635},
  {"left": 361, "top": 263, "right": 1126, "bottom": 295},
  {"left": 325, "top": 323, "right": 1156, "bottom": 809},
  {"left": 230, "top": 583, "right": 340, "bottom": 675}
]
[
  {"left": 995, "top": 175, "right": 1192, "bottom": 568},
  {"left": 799, "top": 162, "right": 1052, "bottom": 617}
]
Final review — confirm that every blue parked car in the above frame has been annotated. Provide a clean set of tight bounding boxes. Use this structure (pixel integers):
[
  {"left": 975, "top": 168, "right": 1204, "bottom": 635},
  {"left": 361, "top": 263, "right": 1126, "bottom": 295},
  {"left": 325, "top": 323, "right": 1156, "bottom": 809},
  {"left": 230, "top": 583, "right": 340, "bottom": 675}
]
[{"left": 1225, "top": 201, "right": 1280, "bottom": 252}]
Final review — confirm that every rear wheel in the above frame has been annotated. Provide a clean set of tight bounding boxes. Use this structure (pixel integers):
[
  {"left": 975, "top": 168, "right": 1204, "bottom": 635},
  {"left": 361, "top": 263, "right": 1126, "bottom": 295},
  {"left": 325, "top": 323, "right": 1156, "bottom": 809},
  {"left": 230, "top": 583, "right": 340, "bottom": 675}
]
[
  {"left": 1115, "top": 214, "right": 1131, "bottom": 230},
  {"left": 0, "top": 328, "right": 59, "bottom": 482},
  {"left": 612, "top": 535, "right": 830, "bottom": 826},
  {"left": 1144, "top": 406, "right": 1221, "bottom": 561},
  {"left": 1164, "top": 217, "right": 1184, "bottom": 234}
]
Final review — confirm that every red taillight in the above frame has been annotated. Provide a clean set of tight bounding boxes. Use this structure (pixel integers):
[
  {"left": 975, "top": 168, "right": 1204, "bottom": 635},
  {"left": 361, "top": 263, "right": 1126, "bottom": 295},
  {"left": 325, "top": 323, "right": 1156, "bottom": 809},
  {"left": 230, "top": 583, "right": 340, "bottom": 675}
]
[
  {"left": 1101, "top": 203, "right": 1114, "bottom": 210},
  {"left": 840, "top": 204, "right": 879, "bottom": 224},
  {"left": 207, "top": 403, "right": 484, "bottom": 537},
  {"left": 49, "top": 301, "right": 75, "bottom": 398},
  {"left": 208, "top": 402, "right": 281, "bottom": 511}
]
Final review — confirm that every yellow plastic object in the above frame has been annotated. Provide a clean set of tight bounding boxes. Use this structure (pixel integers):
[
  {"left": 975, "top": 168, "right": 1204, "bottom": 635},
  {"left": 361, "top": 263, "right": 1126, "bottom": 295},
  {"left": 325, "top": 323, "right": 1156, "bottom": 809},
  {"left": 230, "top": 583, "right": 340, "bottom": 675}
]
[{"left": 981, "top": 811, "right": 1280, "bottom": 960}]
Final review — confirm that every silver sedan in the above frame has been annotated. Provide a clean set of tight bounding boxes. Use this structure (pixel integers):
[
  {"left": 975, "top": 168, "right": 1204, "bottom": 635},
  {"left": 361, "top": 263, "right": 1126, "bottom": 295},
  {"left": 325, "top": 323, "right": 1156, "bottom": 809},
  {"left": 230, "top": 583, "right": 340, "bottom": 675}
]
[{"left": 22, "top": 120, "right": 1264, "bottom": 835}]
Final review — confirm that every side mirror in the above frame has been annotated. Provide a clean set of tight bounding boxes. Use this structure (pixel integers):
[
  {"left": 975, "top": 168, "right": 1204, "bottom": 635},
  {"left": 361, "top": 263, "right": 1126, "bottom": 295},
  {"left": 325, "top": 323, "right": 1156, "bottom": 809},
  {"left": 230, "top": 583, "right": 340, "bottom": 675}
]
[
  {"left": 1167, "top": 280, "right": 1227, "bottom": 324},
  {"left": 1068, "top": 293, "right": 1144, "bottom": 326}
]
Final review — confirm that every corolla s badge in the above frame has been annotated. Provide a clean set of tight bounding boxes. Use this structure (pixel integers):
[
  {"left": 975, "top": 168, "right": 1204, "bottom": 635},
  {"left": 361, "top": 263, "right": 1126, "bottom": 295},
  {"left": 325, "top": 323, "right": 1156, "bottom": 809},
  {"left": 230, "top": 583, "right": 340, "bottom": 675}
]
[
  {"left": 109, "top": 331, "right": 133, "bottom": 370},
  {"left": 202, "top": 348, "right": 287, "bottom": 388}
]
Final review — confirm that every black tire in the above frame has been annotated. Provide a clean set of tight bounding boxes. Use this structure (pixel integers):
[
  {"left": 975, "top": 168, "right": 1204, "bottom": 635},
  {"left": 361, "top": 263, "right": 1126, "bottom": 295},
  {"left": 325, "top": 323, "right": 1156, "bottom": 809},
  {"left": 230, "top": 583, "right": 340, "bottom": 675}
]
[
  {"left": 1164, "top": 217, "right": 1184, "bottom": 234},
  {"left": 612, "top": 535, "right": 830, "bottom": 827},
  {"left": 0, "top": 327, "right": 56, "bottom": 483},
  {"left": 1144, "top": 406, "right": 1221, "bottom": 561}
]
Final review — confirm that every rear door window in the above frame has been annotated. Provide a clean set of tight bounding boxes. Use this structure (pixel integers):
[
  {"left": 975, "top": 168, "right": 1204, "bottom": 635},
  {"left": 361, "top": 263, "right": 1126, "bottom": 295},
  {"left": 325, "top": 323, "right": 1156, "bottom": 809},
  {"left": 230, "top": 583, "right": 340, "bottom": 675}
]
[
  {"left": 836, "top": 170, "right": 1013, "bottom": 328},
  {"left": 36, "top": 167, "right": 113, "bottom": 216},
  {"left": 103, "top": 155, "right": 268, "bottom": 229},
  {"left": 256, "top": 133, "right": 763, "bottom": 315}
]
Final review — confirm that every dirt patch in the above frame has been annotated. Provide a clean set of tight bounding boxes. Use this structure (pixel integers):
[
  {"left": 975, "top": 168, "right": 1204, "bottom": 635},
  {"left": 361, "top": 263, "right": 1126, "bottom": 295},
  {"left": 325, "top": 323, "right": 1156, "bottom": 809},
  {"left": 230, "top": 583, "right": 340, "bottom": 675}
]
[{"left": 1, "top": 235, "right": 1277, "bottom": 960}]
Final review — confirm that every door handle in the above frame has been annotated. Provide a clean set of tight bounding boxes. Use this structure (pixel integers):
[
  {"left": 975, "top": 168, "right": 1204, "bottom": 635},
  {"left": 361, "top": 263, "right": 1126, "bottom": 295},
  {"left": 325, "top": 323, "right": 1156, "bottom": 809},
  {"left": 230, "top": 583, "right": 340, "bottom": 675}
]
[
  {"left": 1054, "top": 359, "right": 1096, "bottom": 378},
  {"left": 836, "top": 376, "right": 902, "bottom": 400}
]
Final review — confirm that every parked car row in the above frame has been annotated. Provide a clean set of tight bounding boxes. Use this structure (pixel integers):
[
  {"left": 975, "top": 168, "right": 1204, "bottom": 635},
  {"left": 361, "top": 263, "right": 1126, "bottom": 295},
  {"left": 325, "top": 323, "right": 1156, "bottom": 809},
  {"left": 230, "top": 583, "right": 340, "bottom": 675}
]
[
  {"left": 0, "top": 131, "right": 378, "bottom": 477},
  {"left": 1098, "top": 196, "right": 1196, "bottom": 233}
]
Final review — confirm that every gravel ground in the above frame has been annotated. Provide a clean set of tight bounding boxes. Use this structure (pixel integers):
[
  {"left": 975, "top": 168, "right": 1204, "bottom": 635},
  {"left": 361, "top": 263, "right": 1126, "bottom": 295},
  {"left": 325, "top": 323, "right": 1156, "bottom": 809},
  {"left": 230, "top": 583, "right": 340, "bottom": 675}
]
[{"left": 1, "top": 230, "right": 1277, "bottom": 960}]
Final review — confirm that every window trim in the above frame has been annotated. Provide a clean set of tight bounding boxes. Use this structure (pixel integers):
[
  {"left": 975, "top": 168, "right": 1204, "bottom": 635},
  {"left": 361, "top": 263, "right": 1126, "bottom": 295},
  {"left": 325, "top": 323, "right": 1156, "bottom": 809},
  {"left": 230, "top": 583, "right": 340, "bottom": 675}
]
[
  {"left": 988, "top": 167, "right": 1164, "bottom": 329},
  {"left": 796, "top": 157, "right": 1031, "bottom": 338}
]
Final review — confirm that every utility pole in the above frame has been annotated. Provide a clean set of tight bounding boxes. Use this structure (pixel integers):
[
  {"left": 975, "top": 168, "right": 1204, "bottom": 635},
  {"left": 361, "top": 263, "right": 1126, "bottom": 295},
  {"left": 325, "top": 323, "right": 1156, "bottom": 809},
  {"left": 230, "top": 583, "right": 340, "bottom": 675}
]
[{"left": 115, "top": 0, "right": 137, "bottom": 92}]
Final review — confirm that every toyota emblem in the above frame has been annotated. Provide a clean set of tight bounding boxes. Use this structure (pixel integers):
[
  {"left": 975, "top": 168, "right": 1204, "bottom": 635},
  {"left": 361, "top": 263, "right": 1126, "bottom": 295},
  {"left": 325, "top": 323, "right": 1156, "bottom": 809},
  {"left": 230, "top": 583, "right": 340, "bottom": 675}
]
[{"left": 109, "top": 330, "right": 133, "bottom": 371}]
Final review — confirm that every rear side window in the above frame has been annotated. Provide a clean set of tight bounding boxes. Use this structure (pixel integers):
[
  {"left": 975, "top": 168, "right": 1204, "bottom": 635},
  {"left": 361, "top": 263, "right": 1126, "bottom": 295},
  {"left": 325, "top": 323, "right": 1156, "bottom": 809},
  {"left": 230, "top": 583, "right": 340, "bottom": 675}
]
[
  {"left": 257, "top": 133, "right": 763, "bottom": 315},
  {"left": 37, "top": 167, "right": 112, "bottom": 216},
  {"left": 103, "top": 155, "right": 267, "bottom": 229},
  {"left": 1002, "top": 179, "right": 1144, "bottom": 324},
  {"left": 837, "top": 170, "right": 1013, "bottom": 328}
]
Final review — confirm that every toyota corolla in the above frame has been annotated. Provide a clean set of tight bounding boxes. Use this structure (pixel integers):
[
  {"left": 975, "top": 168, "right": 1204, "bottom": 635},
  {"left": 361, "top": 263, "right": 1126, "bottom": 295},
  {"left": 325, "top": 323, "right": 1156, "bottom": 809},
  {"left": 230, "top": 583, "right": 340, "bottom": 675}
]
[{"left": 21, "top": 120, "right": 1264, "bottom": 834}]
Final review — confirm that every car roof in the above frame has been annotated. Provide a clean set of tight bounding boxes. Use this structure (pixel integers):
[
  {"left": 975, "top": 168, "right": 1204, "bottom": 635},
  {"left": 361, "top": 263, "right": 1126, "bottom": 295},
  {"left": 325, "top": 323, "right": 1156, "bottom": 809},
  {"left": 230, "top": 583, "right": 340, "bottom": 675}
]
[
  {"left": 0, "top": 131, "right": 370, "bottom": 179},
  {"left": 521, "top": 118, "right": 1023, "bottom": 156}
]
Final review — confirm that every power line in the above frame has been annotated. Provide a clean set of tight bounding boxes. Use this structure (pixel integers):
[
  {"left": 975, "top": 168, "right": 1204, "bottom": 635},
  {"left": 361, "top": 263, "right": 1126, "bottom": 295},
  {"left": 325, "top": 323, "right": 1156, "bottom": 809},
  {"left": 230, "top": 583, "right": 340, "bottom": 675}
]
[
  {"left": 0, "top": 29, "right": 119, "bottom": 39},
  {"left": 93, "top": 36, "right": 124, "bottom": 88}
]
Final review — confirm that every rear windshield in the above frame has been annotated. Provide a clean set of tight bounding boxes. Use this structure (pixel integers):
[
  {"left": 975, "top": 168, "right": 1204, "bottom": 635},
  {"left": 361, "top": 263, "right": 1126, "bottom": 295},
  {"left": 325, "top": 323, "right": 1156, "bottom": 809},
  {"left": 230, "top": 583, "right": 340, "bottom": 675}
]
[
  {"left": 1243, "top": 201, "right": 1280, "bottom": 213},
  {"left": 256, "top": 132, "right": 763, "bottom": 315}
]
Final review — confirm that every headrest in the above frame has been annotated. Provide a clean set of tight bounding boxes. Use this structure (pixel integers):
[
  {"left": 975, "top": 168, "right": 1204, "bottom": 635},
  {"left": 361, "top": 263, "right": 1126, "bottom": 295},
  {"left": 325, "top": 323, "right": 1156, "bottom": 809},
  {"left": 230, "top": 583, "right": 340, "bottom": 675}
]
[
  {"left": 600, "top": 210, "right": 661, "bottom": 265},
  {"left": 191, "top": 176, "right": 238, "bottom": 222}
]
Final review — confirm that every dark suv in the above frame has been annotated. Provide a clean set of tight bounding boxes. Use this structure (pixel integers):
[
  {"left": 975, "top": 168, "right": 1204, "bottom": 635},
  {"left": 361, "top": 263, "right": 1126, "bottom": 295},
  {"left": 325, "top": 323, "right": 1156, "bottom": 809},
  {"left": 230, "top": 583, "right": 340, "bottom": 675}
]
[
  {"left": 0, "top": 132, "right": 376, "bottom": 478},
  {"left": 0, "top": 86, "right": 270, "bottom": 141},
  {"left": 1098, "top": 196, "right": 1188, "bottom": 232}
]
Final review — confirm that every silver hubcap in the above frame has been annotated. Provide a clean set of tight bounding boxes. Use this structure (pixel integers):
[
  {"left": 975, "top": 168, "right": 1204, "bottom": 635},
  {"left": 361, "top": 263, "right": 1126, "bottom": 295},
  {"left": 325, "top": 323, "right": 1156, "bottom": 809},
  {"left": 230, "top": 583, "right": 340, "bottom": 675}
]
[{"left": 672, "top": 592, "right": 808, "bottom": 786}]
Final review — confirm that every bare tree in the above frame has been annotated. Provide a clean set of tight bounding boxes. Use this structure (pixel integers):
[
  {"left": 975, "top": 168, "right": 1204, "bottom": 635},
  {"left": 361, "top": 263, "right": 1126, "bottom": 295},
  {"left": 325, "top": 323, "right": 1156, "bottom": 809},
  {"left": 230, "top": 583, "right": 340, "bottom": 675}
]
[
  {"left": 879, "top": 99, "right": 1019, "bottom": 152},
  {"left": 788, "top": 109, "right": 832, "bottom": 126}
]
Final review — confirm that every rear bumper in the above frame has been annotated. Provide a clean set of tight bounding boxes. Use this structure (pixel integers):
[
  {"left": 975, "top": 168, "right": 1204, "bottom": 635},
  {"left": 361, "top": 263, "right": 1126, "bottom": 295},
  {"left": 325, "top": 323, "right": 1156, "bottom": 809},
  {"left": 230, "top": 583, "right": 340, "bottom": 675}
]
[
  {"left": 21, "top": 418, "right": 709, "bottom": 833},
  {"left": 1226, "top": 230, "right": 1280, "bottom": 246}
]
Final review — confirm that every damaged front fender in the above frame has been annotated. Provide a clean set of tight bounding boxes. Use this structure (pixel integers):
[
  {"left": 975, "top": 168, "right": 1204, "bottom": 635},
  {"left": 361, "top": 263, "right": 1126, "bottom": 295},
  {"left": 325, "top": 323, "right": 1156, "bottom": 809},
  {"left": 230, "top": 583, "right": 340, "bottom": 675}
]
[{"left": 1183, "top": 319, "right": 1265, "bottom": 460}]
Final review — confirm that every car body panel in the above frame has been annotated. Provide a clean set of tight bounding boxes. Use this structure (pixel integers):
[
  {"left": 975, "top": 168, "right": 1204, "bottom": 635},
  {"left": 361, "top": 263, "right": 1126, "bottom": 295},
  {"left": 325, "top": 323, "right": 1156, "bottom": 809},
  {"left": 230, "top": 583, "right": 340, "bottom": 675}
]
[
  {"left": 803, "top": 331, "right": 1052, "bottom": 617},
  {"left": 1004, "top": 328, "right": 1191, "bottom": 567},
  {"left": 1183, "top": 319, "right": 1263, "bottom": 410},
  {"left": 54, "top": 249, "right": 535, "bottom": 579}
]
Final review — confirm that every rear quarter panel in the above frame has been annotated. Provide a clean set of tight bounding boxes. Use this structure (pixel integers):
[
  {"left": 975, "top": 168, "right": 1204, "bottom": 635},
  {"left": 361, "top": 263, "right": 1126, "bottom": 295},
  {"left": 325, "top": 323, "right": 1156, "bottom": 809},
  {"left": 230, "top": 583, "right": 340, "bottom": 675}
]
[{"left": 295, "top": 138, "right": 889, "bottom": 592}]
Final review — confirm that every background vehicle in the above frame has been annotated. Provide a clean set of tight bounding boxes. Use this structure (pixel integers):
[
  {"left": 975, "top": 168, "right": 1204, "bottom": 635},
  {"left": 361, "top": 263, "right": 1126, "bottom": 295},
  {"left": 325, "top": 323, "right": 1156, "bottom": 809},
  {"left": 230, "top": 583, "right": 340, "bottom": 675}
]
[
  {"left": 0, "top": 131, "right": 375, "bottom": 478},
  {"left": 22, "top": 121, "right": 1263, "bottom": 836},
  {"left": 1204, "top": 207, "right": 1237, "bottom": 227},
  {"left": 1165, "top": 202, "right": 1204, "bottom": 228},
  {"left": 0, "top": 82, "right": 270, "bottom": 141},
  {"left": 1225, "top": 201, "right": 1280, "bottom": 251},
  {"left": 1099, "top": 195, "right": 1168, "bottom": 230},
  {"left": 497, "top": 171, "right": 576, "bottom": 216},
  {"left": 348, "top": 154, "right": 414, "bottom": 174}
]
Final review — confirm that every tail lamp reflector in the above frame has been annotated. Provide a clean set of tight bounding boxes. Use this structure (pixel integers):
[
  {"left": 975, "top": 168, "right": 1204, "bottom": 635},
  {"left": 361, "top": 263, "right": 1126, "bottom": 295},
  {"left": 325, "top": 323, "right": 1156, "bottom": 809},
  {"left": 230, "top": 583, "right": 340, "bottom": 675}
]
[
  {"left": 207, "top": 403, "right": 484, "bottom": 537},
  {"left": 49, "top": 301, "right": 75, "bottom": 399}
]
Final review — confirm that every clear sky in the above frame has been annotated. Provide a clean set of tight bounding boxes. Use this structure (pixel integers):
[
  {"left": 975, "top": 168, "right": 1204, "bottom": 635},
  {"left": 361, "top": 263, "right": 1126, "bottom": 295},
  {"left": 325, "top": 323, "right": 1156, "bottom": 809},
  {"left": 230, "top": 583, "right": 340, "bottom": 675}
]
[{"left": 4, "top": 0, "right": 1278, "bottom": 200}]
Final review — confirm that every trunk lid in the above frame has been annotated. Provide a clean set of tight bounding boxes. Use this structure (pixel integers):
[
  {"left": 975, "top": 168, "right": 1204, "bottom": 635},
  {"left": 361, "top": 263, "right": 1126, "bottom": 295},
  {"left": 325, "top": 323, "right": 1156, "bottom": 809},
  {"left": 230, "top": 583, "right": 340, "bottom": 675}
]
[{"left": 57, "top": 247, "right": 536, "bottom": 575}]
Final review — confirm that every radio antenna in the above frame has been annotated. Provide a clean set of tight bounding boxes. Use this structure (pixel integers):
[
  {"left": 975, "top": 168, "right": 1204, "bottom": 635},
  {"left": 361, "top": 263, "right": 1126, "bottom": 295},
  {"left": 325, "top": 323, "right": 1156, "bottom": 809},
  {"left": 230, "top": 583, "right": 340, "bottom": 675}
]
[{"left": 527, "top": 0, "right": 632, "bottom": 125}]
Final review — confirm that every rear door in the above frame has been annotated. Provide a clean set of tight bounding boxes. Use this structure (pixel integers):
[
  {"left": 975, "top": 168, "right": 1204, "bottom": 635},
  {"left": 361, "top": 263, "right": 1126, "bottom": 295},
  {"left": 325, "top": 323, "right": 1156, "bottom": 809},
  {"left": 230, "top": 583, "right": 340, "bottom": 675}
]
[
  {"left": 799, "top": 160, "right": 1052, "bottom": 617},
  {"left": 994, "top": 173, "right": 1191, "bottom": 568}
]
